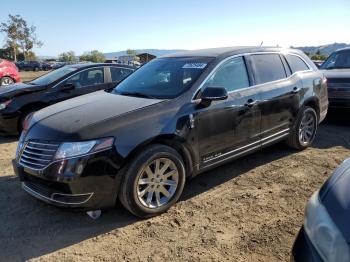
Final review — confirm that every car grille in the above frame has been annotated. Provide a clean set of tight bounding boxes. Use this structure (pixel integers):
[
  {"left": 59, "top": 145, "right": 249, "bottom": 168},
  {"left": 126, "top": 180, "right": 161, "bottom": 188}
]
[{"left": 19, "top": 140, "right": 60, "bottom": 170}]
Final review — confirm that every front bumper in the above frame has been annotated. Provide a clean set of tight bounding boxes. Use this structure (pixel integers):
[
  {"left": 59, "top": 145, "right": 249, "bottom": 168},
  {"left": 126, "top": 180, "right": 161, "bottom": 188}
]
[
  {"left": 13, "top": 149, "right": 123, "bottom": 210},
  {"left": 291, "top": 227, "right": 322, "bottom": 262},
  {"left": 328, "top": 87, "right": 350, "bottom": 108}
]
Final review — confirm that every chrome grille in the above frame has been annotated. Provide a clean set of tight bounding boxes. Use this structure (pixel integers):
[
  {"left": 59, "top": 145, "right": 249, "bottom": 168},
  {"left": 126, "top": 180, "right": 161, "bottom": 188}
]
[{"left": 19, "top": 140, "right": 60, "bottom": 170}]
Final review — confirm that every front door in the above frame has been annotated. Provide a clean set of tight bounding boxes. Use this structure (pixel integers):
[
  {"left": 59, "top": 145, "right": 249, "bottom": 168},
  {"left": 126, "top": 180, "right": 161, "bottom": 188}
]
[{"left": 194, "top": 56, "right": 261, "bottom": 168}]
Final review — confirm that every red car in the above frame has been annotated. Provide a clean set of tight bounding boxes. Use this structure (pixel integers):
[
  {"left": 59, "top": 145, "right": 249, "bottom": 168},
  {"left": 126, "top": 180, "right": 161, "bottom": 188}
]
[{"left": 0, "top": 59, "right": 21, "bottom": 86}]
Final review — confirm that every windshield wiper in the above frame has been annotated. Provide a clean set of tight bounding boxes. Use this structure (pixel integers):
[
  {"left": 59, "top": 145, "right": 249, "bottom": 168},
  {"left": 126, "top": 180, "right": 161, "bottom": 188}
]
[{"left": 117, "top": 91, "right": 157, "bottom": 99}]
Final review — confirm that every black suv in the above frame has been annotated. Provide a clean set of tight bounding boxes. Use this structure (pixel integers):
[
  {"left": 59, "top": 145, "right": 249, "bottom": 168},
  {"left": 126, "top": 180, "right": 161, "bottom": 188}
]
[
  {"left": 17, "top": 61, "right": 42, "bottom": 71},
  {"left": 13, "top": 47, "right": 328, "bottom": 218},
  {"left": 0, "top": 63, "right": 134, "bottom": 134},
  {"left": 320, "top": 47, "right": 350, "bottom": 108}
]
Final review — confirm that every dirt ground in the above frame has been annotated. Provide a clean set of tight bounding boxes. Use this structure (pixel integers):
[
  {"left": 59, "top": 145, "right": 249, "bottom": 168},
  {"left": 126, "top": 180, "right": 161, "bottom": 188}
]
[
  {"left": 0, "top": 71, "right": 349, "bottom": 261},
  {"left": 19, "top": 71, "right": 48, "bottom": 82}
]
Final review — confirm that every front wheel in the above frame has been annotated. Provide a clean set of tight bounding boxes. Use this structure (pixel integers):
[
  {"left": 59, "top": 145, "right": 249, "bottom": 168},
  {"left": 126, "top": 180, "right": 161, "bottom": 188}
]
[
  {"left": 286, "top": 106, "right": 318, "bottom": 150},
  {"left": 0, "top": 77, "right": 14, "bottom": 86},
  {"left": 119, "top": 144, "right": 186, "bottom": 218}
]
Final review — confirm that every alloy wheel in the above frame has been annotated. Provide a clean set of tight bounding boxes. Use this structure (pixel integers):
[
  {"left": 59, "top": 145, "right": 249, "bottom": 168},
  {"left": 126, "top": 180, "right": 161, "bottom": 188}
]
[
  {"left": 136, "top": 158, "right": 179, "bottom": 209},
  {"left": 299, "top": 111, "right": 316, "bottom": 146},
  {"left": 1, "top": 77, "right": 14, "bottom": 86}
]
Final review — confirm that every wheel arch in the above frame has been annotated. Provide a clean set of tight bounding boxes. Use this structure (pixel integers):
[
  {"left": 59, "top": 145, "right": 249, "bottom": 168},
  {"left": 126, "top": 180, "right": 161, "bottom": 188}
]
[
  {"left": 303, "top": 96, "right": 320, "bottom": 119},
  {"left": 121, "top": 134, "right": 196, "bottom": 178}
]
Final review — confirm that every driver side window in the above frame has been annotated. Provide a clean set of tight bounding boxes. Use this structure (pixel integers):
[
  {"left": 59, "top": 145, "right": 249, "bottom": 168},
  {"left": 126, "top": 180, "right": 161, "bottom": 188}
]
[
  {"left": 64, "top": 68, "right": 104, "bottom": 88},
  {"left": 203, "top": 56, "right": 250, "bottom": 92}
]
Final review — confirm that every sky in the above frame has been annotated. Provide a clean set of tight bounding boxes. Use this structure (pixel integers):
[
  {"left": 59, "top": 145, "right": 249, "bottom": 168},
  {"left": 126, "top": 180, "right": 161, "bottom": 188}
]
[{"left": 0, "top": 0, "right": 349, "bottom": 56}]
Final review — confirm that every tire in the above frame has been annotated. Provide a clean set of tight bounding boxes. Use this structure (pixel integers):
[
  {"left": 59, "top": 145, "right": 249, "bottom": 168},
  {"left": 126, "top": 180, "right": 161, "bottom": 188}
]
[
  {"left": 0, "top": 77, "right": 15, "bottom": 86},
  {"left": 18, "top": 109, "right": 37, "bottom": 134},
  {"left": 34, "top": 67, "right": 39, "bottom": 72},
  {"left": 286, "top": 106, "right": 318, "bottom": 150},
  {"left": 119, "top": 144, "right": 186, "bottom": 218}
]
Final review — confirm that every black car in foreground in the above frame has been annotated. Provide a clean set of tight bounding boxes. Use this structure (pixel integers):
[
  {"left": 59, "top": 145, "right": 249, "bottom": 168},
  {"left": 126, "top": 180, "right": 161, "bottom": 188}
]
[
  {"left": 292, "top": 158, "right": 350, "bottom": 262},
  {"left": 13, "top": 47, "right": 328, "bottom": 218},
  {"left": 0, "top": 63, "right": 134, "bottom": 134},
  {"left": 321, "top": 47, "right": 350, "bottom": 108}
]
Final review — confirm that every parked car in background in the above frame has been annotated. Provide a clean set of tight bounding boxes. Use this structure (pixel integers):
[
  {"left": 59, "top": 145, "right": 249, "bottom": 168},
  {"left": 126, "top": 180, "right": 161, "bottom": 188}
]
[
  {"left": 12, "top": 47, "right": 328, "bottom": 218},
  {"left": 291, "top": 158, "right": 350, "bottom": 262},
  {"left": 0, "top": 59, "right": 21, "bottom": 86},
  {"left": 17, "top": 61, "right": 42, "bottom": 71},
  {"left": 321, "top": 47, "right": 350, "bottom": 108},
  {"left": 0, "top": 63, "right": 134, "bottom": 134},
  {"left": 51, "top": 62, "right": 66, "bottom": 70},
  {"left": 41, "top": 62, "right": 52, "bottom": 71}
]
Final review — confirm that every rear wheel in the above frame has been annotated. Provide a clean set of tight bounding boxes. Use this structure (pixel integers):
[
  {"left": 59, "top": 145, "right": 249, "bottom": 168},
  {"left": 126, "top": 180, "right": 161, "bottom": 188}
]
[
  {"left": 286, "top": 106, "right": 318, "bottom": 150},
  {"left": 0, "top": 77, "right": 14, "bottom": 86},
  {"left": 119, "top": 144, "right": 186, "bottom": 218}
]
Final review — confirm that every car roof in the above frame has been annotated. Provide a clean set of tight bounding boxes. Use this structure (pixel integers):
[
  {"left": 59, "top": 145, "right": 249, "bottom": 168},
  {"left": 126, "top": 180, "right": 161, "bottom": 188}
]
[
  {"left": 335, "top": 47, "right": 350, "bottom": 53},
  {"left": 66, "top": 63, "right": 135, "bottom": 69},
  {"left": 161, "top": 46, "right": 305, "bottom": 59}
]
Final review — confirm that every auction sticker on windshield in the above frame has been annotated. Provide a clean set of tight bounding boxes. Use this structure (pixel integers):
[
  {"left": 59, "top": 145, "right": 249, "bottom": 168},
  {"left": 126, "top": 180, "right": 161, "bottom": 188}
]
[{"left": 182, "top": 63, "right": 207, "bottom": 69}]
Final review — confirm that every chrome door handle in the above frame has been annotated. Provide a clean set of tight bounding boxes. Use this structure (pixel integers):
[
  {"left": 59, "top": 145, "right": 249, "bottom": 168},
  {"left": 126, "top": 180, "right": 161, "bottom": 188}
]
[
  {"left": 245, "top": 99, "right": 259, "bottom": 107},
  {"left": 292, "top": 87, "right": 301, "bottom": 93}
]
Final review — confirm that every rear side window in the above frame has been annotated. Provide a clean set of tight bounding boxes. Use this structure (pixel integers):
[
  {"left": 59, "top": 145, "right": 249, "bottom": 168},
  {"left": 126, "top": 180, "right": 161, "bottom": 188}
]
[
  {"left": 285, "top": 54, "right": 309, "bottom": 73},
  {"left": 110, "top": 67, "right": 133, "bottom": 82},
  {"left": 203, "top": 56, "right": 250, "bottom": 92},
  {"left": 250, "top": 54, "right": 287, "bottom": 84}
]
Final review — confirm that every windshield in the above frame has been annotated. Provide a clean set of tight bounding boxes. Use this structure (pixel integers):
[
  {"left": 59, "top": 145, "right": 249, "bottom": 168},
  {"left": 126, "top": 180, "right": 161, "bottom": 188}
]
[
  {"left": 113, "top": 57, "right": 212, "bottom": 99},
  {"left": 321, "top": 50, "right": 350, "bottom": 70},
  {"left": 30, "top": 66, "right": 78, "bottom": 85}
]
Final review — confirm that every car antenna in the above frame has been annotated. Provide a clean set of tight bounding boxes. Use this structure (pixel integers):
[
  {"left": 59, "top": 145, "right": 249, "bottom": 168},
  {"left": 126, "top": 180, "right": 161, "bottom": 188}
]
[{"left": 260, "top": 41, "right": 264, "bottom": 47}]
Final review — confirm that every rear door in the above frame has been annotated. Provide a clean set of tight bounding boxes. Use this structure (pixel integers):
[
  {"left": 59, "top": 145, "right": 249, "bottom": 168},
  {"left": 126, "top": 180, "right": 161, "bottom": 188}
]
[
  {"left": 195, "top": 56, "right": 261, "bottom": 168},
  {"left": 247, "top": 53, "right": 301, "bottom": 141},
  {"left": 53, "top": 67, "right": 109, "bottom": 103}
]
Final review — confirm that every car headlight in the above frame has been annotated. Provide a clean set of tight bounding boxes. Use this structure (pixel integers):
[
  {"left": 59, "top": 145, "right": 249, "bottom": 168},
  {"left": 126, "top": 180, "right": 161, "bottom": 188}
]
[
  {"left": 0, "top": 99, "right": 12, "bottom": 110},
  {"left": 54, "top": 137, "right": 114, "bottom": 160},
  {"left": 304, "top": 191, "right": 350, "bottom": 262}
]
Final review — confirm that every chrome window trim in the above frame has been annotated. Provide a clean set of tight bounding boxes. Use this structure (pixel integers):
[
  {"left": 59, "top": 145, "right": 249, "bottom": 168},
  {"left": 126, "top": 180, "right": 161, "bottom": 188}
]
[
  {"left": 52, "top": 66, "right": 133, "bottom": 89},
  {"left": 191, "top": 51, "right": 313, "bottom": 101}
]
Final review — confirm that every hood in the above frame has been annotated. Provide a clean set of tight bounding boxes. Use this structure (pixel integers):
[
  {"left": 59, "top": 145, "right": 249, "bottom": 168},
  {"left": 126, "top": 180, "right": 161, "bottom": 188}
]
[
  {"left": 321, "top": 69, "right": 350, "bottom": 79},
  {"left": 28, "top": 90, "right": 163, "bottom": 139},
  {"left": 320, "top": 158, "right": 350, "bottom": 242},
  {"left": 0, "top": 82, "right": 46, "bottom": 101}
]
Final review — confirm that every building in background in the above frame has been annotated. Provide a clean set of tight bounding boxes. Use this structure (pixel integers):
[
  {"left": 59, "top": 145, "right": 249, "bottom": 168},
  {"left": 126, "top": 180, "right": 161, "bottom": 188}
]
[{"left": 136, "top": 53, "right": 156, "bottom": 64}]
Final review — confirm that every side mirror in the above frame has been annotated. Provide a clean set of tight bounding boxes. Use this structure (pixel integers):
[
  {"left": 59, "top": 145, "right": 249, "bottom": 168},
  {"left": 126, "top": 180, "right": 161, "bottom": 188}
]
[
  {"left": 200, "top": 86, "right": 228, "bottom": 102},
  {"left": 61, "top": 83, "right": 75, "bottom": 91}
]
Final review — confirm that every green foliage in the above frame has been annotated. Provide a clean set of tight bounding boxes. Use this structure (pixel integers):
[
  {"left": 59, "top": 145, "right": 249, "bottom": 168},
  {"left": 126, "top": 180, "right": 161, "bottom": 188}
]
[
  {"left": 79, "top": 50, "right": 105, "bottom": 62},
  {"left": 0, "top": 14, "right": 42, "bottom": 62},
  {"left": 0, "top": 47, "right": 13, "bottom": 60},
  {"left": 311, "top": 54, "right": 328, "bottom": 61},
  {"left": 126, "top": 49, "right": 137, "bottom": 56},
  {"left": 58, "top": 51, "right": 77, "bottom": 62}
]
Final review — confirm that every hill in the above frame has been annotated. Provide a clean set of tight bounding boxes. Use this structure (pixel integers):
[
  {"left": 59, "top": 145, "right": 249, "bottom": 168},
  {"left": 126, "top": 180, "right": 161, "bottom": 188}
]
[
  {"left": 103, "top": 49, "right": 186, "bottom": 59},
  {"left": 293, "top": 42, "right": 350, "bottom": 55}
]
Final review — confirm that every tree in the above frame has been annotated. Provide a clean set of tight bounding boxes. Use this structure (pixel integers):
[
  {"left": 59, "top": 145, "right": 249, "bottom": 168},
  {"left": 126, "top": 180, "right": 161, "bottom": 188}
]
[
  {"left": 58, "top": 51, "right": 77, "bottom": 62},
  {"left": 0, "top": 14, "right": 42, "bottom": 62},
  {"left": 80, "top": 50, "right": 105, "bottom": 62},
  {"left": 126, "top": 49, "right": 137, "bottom": 56},
  {"left": 0, "top": 47, "right": 13, "bottom": 60}
]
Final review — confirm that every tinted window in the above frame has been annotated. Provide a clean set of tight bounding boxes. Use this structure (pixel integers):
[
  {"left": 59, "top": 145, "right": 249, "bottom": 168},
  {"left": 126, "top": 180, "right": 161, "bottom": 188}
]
[
  {"left": 203, "top": 56, "right": 250, "bottom": 92},
  {"left": 110, "top": 67, "right": 133, "bottom": 82},
  {"left": 30, "top": 66, "right": 78, "bottom": 85},
  {"left": 285, "top": 54, "right": 309, "bottom": 73},
  {"left": 114, "top": 58, "right": 212, "bottom": 99},
  {"left": 251, "top": 54, "right": 287, "bottom": 84},
  {"left": 321, "top": 51, "right": 350, "bottom": 69},
  {"left": 65, "top": 68, "right": 104, "bottom": 88}
]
